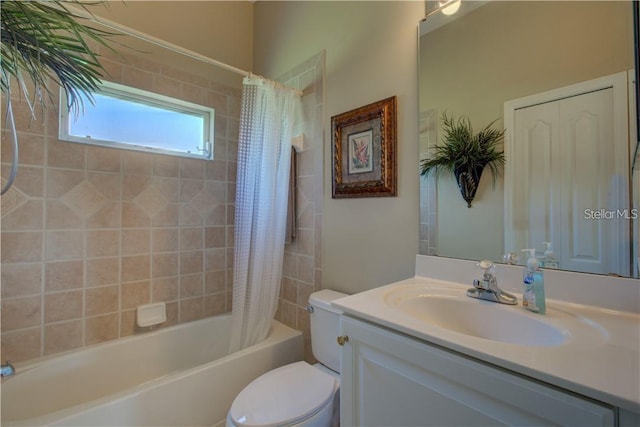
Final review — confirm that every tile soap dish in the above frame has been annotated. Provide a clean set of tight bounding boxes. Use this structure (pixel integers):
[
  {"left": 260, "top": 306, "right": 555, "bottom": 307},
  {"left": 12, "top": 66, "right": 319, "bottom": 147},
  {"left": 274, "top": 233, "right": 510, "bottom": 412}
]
[{"left": 136, "top": 302, "right": 167, "bottom": 327}]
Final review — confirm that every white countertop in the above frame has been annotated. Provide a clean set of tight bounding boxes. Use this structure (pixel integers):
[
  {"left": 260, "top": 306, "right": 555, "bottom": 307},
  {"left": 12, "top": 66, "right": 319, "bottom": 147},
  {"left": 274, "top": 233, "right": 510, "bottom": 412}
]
[{"left": 333, "top": 275, "right": 640, "bottom": 413}]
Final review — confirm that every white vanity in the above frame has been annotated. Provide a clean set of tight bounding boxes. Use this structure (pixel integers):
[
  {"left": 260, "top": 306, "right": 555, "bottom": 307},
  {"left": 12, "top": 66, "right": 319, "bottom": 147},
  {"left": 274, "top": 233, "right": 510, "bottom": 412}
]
[{"left": 333, "top": 255, "right": 640, "bottom": 427}]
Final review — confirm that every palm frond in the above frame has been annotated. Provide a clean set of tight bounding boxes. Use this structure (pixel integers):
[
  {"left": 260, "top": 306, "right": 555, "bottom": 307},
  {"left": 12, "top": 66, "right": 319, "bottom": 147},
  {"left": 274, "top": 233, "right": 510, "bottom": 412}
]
[{"left": 1, "top": 0, "right": 118, "bottom": 115}]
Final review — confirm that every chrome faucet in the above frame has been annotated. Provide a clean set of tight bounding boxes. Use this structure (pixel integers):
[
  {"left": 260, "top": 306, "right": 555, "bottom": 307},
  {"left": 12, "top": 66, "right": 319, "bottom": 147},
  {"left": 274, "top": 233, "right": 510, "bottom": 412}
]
[
  {"left": 1, "top": 361, "right": 15, "bottom": 378},
  {"left": 467, "top": 260, "right": 517, "bottom": 305}
]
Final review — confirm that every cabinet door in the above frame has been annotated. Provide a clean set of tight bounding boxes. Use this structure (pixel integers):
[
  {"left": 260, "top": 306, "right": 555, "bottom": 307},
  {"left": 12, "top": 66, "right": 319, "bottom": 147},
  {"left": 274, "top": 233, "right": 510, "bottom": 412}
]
[{"left": 340, "top": 316, "right": 615, "bottom": 427}]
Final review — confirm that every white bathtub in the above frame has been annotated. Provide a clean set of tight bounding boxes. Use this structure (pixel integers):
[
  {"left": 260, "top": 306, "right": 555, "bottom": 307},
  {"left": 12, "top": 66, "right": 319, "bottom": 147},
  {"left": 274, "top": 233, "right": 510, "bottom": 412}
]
[{"left": 1, "top": 314, "right": 303, "bottom": 426}]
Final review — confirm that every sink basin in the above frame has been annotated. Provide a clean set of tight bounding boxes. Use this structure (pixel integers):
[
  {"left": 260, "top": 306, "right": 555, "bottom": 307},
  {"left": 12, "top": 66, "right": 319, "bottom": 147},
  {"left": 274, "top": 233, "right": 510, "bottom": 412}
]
[{"left": 384, "top": 286, "right": 569, "bottom": 347}]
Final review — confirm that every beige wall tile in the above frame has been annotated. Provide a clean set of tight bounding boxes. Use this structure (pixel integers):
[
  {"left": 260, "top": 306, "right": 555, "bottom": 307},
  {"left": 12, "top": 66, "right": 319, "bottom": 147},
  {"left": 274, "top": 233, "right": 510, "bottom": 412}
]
[
  {"left": 1, "top": 327, "right": 42, "bottom": 362},
  {"left": 119, "top": 309, "right": 137, "bottom": 337},
  {"left": 123, "top": 151, "right": 153, "bottom": 176},
  {"left": 44, "top": 290, "right": 83, "bottom": 323},
  {"left": 46, "top": 169, "right": 84, "bottom": 198},
  {"left": 152, "top": 228, "right": 179, "bottom": 253},
  {"left": 152, "top": 203, "right": 180, "bottom": 227},
  {"left": 122, "top": 67, "right": 154, "bottom": 93},
  {"left": 1, "top": 231, "right": 43, "bottom": 263},
  {"left": 46, "top": 200, "right": 82, "bottom": 229},
  {"left": 205, "top": 204, "right": 227, "bottom": 226},
  {"left": 2, "top": 132, "right": 45, "bottom": 166},
  {"left": 1, "top": 200, "right": 43, "bottom": 230},
  {"left": 88, "top": 172, "right": 121, "bottom": 201},
  {"left": 85, "top": 313, "right": 119, "bottom": 345},
  {"left": 47, "top": 140, "right": 85, "bottom": 169},
  {"left": 180, "top": 250, "right": 203, "bottom": 274},
  {"left": 152, "top": 276, "right": 179, "bottom": 302},
  {"left": 152, "top": 253, "right": 179, "bottom": 278},
  {"left": 1, "top": 296, "right": 42, "bottom": 330},
  {"left": 180, "top": 273, "right": 203, "bottom": 298},
  {"left": 205, "top": 160, "right": 227, "bottom": 182},
  {"left": 9, "top": 166, "right": 45, "bottom": 198},
  {"left": 205, "top": 271, "right": 226, "bottom": 294},
  {"left": 153, "top": 74, "right": 181, "bottom": 99},
  {"left": 153, "top": 177, "right": 180, "bottom": 202},
  {"left": 45, "top": 260, "right": 83, "bottom": 292},
  {"left": 180, "top": 179, "right": 204, "bottom": 203},
  {"left": 180, "top": 158, "right": 205, "bottom": 179},
  {"left": 121, "top": 280, "right": 151, "bottom": 310},
  {"left": 86, "top": 257, "right": 119, "bottom": 287},
  {"left": 153, "top": 155, "right": 179, "bottom": 177},
  {"left": 87, "top": 202, "right": 121, "bottom": 229},
  {"left": 121, "top": 202, "right": 150, "bottom": 228},
  {"left": 180, "top": 227, "right": 203, "bottom": 251},
  {"left": 87, "top": 146, "right": 122, "bottom": 172},
  {"left": 44, "top": 320, "right": 82, "bottom": 355},
  {"left": 164, "top": 301, "right": 179, "bottom": 327},
  {"left": 205, "top": 227, "right": 225, "bottom": 248},
  {"left": 121, "top": 255, "right": 150, "bottom": 282},
  {"left": 123, "top": 175, "right": 151, "bottom": 201},
  {"left": 282, "top": 276, "right": 297, "bottom": 304},
  {"left": 2, "top": 263, "right": 42, "bottom": 298},
  {"left": 179, "top": 297, "right": 203, "bottom": 323},
  {"left": 85, "top": 286, "right": 119, "bottom": 316},
  {"left": 86, "top": 230, "right": 120, "bottom": 258},
  {"left": 204, "top": 292, "right": 227, "bottom": 316},
  {"left": 121, "top": 229, "right": 150, "bottom": 255},
  {"left": 46, "top": 230, "right": 84, "bottom": 261}
]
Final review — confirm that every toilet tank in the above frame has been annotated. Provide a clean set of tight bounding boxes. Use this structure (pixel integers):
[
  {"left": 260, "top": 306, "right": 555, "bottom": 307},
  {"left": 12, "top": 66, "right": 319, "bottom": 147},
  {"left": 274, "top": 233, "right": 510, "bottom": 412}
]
[{"left": 309, "top": 289, "right": 348, "bottom": 373}]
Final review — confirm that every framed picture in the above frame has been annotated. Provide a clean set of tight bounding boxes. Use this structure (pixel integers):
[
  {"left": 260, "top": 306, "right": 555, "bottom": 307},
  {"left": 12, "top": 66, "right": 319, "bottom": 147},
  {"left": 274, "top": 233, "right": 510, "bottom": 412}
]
[{"left": 331, "top": 96, "right": 397, "bottom": 198}]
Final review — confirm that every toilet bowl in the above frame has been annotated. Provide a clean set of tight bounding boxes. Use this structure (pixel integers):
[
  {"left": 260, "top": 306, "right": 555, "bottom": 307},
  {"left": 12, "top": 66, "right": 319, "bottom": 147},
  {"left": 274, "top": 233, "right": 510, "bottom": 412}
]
[{"left": 226, "top": 290, "right": 347, "bottom": 427}]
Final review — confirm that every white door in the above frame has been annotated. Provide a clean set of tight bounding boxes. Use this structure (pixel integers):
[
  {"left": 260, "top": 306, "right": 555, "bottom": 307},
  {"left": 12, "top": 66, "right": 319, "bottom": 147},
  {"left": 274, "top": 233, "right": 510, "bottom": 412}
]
[{"left": 505, "top": 72, "right": 630, "bottom": 276}]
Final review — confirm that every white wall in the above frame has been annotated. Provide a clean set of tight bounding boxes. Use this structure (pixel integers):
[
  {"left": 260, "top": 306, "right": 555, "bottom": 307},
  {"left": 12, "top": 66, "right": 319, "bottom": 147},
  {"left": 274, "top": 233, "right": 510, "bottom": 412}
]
[
  {"left": 93, "top": 1, "right": 254, "bottom": 87},
  {"left": 254, "top": 1, "right": 424, "bottom": 294}
]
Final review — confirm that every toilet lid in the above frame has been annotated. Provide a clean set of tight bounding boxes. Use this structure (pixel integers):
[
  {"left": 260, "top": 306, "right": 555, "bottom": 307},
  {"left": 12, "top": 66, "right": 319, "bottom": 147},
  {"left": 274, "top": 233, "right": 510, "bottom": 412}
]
[{"left": 229, "top": 361, "right": 336, "bottom": 427}]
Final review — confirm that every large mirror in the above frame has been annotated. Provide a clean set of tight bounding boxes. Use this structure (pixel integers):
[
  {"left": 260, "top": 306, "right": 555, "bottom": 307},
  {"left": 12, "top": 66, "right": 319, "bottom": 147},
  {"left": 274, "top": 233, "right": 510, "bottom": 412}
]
[{"left": 418, "top": 0, "right": 639, "bottom": 278}]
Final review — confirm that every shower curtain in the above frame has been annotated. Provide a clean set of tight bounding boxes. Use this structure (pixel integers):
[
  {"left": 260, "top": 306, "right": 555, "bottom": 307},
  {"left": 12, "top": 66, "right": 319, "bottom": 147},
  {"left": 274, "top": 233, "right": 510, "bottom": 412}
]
[{"left": 229, "top": 75, "right": 301, "bottom": 352}]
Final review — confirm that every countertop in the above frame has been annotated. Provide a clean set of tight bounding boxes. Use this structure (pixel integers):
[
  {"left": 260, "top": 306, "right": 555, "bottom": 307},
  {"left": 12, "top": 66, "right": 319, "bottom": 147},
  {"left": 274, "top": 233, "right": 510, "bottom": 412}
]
[{"left": 333, "top": 275, "right": 640, "bottom": 413}]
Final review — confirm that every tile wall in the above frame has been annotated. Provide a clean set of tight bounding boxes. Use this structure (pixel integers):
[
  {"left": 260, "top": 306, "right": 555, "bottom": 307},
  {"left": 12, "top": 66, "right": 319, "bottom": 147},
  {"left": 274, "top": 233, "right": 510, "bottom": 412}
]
[
  {"left": 275, "top": 51, "right": 325, "bottom": 362},
  {"left": 1, "top": 49, "right": 241, "bottom": 362},
  {"left": 0, "top": 46, "right": 325, "bottom": 365}
]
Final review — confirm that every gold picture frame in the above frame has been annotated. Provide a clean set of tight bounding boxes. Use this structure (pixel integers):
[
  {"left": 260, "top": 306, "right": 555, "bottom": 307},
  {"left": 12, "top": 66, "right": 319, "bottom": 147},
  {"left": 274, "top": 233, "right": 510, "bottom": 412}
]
[{"left": 331, "top": 96, "right": 397, "bottom": 198}]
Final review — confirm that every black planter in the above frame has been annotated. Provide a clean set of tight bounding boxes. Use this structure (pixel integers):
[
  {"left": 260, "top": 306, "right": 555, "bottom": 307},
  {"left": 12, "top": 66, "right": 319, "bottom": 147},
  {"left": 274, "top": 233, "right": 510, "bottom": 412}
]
[{"left": 454, "top": 164, "right": 484, "bottom": 208}]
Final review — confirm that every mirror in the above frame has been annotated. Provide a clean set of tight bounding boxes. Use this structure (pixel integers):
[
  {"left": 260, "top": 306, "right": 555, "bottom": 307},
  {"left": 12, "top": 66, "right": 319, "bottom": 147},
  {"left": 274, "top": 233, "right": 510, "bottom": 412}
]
[{"left": 418, "top": 0, "right": 639, "bottom": 278}]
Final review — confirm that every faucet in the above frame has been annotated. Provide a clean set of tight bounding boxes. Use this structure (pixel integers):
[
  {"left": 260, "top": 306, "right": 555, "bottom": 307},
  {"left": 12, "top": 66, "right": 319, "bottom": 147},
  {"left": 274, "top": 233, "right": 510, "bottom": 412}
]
[
  {"left": 1, "top": 361, "right": 15, "bottom": 378},
  {"left": 467, "top": 260, "right": 518, "bottom": 305}
]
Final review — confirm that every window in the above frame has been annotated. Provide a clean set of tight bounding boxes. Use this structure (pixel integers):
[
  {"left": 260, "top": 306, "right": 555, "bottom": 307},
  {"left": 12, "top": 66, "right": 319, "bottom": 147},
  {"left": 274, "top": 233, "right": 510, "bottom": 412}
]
[{"left": 59, "top": 81, "right": 214, "bottom": 159}]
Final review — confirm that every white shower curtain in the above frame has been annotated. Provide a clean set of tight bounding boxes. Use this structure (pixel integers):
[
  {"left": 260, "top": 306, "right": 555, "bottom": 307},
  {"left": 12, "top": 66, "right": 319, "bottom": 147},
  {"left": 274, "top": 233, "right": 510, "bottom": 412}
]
[{"left": 229, "top": 76, "right": 301, "bottom": 352}]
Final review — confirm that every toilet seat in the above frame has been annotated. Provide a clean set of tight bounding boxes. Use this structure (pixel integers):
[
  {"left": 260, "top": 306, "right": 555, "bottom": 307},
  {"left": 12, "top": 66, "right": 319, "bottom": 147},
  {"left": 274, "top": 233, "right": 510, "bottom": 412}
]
[{"left": 228, "top": 361, "right": 336, "bottom": 427}]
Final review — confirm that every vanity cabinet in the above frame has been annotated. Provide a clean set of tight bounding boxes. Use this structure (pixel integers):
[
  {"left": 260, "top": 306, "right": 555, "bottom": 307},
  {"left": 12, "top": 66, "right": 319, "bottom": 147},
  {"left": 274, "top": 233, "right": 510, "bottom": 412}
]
[{"left": 340, "top": 316, "right": 616, "bottom": 427}]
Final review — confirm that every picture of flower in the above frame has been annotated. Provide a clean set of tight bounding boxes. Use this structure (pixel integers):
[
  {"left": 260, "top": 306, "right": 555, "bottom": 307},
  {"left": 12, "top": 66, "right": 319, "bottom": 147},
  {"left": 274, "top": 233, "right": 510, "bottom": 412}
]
[{"left": 348, "top": 130, "right": 373, "bottom": 174}]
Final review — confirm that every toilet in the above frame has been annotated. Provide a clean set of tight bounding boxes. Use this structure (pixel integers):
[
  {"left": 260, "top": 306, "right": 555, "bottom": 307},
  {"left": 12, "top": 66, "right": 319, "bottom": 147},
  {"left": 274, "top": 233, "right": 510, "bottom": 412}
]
[{"left": 226, "top": 289, "right": 347, "bottom": 427}]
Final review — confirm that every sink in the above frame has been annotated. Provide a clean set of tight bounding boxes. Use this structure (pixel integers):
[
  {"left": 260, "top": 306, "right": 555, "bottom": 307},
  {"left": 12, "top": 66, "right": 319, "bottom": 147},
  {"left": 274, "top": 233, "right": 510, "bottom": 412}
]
[{"left": 384, "top": 286, "right": 569, "bottom": 347}]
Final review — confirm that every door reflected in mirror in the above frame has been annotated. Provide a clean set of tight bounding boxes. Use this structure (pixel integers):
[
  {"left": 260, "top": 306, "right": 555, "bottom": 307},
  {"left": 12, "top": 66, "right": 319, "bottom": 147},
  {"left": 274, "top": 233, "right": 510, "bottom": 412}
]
[{"left": 418, "top": 0, "right": 639, "bottom": 278}]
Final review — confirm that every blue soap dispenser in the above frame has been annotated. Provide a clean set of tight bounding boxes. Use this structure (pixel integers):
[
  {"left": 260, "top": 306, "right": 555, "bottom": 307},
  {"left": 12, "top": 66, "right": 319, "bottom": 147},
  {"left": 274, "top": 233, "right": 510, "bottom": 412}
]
[{"left": 521, "top": 249, "right": 546, "bottom": 314}]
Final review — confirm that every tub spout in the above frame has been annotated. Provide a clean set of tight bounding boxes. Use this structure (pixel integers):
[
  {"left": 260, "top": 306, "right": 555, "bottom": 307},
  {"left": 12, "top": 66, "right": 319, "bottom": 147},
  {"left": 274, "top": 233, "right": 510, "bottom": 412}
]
[{"left": 1, "top": 361, "right": 15, "bottom": 378}]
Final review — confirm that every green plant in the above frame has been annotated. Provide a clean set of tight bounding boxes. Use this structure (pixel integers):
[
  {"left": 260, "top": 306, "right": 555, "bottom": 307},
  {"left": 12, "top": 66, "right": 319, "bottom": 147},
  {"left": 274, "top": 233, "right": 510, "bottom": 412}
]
[
  {"left": 1, "top": 0, "right": 115, "bottom": 114},
  {"left": 420, "top": 112, "right": 506, "bottom": 207},
  {"left": 1, "top": 0, "right": 117, "bottom": 195}
]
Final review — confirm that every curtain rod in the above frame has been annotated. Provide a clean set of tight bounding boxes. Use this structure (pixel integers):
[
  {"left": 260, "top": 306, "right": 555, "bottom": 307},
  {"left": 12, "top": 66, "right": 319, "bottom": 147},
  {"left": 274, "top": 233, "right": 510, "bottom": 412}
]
[{"left": 66, "top": 5, "right": 302, "bottom": 96}]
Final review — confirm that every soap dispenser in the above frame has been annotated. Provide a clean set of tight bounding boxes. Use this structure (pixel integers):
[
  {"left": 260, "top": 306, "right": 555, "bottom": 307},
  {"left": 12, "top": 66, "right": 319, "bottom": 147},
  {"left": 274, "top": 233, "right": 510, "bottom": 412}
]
[
  {"left": 541, "top": 242, "right": 559, "bottom": 269},
  {"left": 521, "top": 249, "right": 546, "bottom": 314}
]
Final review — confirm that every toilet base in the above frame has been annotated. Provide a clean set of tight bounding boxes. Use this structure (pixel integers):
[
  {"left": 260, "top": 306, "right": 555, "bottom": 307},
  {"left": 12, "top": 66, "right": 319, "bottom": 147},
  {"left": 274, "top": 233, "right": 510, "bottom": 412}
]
[{"left": 225, "top": 388, "right": 339, "bottom": 427}]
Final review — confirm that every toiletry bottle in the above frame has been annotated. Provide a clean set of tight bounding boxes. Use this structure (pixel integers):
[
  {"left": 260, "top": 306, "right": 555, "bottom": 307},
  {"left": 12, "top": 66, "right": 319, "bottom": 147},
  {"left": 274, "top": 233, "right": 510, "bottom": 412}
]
[
  {"left": 541, "top": 242, "right": 559, "bottom": 269},
  {"left": 521, "top": 249, "right": 546, "bottom": 314}
]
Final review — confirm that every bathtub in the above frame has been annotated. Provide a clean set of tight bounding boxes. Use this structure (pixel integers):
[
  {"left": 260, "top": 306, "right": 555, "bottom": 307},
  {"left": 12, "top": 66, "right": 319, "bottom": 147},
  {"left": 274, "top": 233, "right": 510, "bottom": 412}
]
[{"left": 1, "top": 314, "right": 303, "bottom": 426}]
